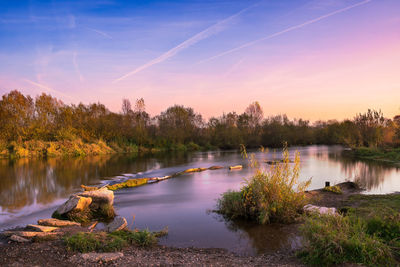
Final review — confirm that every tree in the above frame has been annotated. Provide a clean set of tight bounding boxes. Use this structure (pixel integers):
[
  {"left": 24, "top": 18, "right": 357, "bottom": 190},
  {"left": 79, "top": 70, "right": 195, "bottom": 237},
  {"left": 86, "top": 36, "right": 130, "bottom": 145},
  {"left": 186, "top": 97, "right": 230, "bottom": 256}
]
[
  {"left": 354, "top": 109, "right": 386, "bottom": 147},
  {"left": 0, "top": 90, "right": 34, "bottom": 141}
]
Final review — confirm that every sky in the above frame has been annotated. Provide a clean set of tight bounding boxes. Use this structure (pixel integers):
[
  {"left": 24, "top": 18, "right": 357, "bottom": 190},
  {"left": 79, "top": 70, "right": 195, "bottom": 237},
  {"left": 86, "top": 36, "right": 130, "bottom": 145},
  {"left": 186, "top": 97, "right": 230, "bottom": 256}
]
[{"left": 0, "top": 0, "right": 399, "bottom": 121}]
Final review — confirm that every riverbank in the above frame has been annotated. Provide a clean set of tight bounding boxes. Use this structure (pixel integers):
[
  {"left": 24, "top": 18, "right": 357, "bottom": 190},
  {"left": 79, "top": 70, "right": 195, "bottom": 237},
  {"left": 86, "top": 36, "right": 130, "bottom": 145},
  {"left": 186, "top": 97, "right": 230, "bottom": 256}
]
[
  {"left": 0, "top": 139, "right": 207, "bottom": 159},
  {"left": 1, "top": 182, "right": 398, "bottom": 266},
  {"left": 345, "top": 147, "right": 400, "bottom": 164}
]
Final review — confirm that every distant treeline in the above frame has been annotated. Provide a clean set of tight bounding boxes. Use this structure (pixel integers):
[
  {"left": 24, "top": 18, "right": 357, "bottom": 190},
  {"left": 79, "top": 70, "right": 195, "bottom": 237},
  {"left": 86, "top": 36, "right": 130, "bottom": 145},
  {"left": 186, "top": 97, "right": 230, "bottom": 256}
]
[{"left": 0, "top": 90, "right": 399, "bottom": 157}]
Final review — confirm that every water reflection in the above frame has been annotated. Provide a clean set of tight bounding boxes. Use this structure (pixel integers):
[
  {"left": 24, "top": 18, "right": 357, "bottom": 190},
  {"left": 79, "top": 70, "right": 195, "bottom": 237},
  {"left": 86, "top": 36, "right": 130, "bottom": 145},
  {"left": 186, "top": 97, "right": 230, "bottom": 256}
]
[
  {"left": 0, "top": 146, "right": 399, "bottom": 254},
  {"left": 321, "top": 151, "right": 400, "bottom": 191}
]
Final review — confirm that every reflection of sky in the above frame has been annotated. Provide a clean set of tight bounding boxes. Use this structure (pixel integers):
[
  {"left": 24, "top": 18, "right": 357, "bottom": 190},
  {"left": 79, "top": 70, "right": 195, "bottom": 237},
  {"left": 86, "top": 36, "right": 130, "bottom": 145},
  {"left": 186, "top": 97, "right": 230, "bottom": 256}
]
[
  {"left": 1, "top": 146, "right": 400, "bottom": 253},
  {"left": 1, "top": 0, "right": 399, "bottom": 121}
]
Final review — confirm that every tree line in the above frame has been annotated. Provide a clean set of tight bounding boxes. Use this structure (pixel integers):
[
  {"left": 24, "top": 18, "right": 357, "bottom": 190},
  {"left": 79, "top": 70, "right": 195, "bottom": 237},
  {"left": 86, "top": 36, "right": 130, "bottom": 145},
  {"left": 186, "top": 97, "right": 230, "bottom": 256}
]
[{"left": 0, "top": 90, "right": 399, "bottom": 152}]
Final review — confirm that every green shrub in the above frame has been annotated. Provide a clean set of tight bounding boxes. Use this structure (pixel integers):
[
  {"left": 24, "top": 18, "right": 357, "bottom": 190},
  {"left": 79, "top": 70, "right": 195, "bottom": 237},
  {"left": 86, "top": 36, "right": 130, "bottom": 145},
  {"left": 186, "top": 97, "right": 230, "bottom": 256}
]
[
  {"left": 299, "top": 214, "right": 394, "bottom": 266},
  {"left": 218, "top": 146, "right": 311, "bottom": 224}
]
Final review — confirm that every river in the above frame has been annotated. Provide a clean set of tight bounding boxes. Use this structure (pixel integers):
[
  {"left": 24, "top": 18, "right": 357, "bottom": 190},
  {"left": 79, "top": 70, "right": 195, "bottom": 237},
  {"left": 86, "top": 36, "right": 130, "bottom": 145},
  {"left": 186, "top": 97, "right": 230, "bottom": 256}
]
[{"left": 0, "top": 145, "right": 399, "bottom": 255}]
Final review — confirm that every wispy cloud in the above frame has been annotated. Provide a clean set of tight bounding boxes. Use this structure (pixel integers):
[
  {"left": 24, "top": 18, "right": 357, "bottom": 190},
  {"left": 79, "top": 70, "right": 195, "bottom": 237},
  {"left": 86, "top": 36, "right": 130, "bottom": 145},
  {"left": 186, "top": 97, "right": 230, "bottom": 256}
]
[
  {"left": 23, "top": 79, "right": 74, "bottom": 100},
  {"left": 72, "top": 51, "right": 84, "bottom": 82},
  {"left": 113, "top": 2, "right": 259, "bottom": 83},
  {"left": 86, "top": 27, "right": 113, "bottom": 39},
  {"left": 198, "top": 0, "right": 372, "bottom": 64}
]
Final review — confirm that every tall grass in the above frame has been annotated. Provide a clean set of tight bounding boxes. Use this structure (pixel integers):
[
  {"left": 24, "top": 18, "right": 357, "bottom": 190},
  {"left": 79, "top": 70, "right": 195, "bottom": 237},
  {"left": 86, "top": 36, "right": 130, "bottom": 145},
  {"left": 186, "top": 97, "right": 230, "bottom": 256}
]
[
  {"left": 218, "top": 145, "right": 311, "bottom": 224},
  {"left": 299, "top": 214, "right": 394, "bottom": 266}
]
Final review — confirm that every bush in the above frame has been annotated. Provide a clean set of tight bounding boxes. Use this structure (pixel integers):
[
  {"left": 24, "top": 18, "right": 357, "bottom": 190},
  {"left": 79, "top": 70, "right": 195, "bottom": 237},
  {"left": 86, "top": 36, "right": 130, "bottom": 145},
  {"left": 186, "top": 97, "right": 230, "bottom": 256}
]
[
  {"left": 299, "top": 214, "right": 394, "bottom": 266},
  {"left": 218, "top": 146, "right": 311, "bottom": 224}
]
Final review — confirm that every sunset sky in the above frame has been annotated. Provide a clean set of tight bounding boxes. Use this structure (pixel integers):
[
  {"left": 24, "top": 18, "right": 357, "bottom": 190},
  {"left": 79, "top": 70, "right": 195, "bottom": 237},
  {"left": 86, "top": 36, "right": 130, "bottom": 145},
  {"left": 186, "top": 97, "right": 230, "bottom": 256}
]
[{"left": 0, "top": 0, "right": 399, "bottom": 121}]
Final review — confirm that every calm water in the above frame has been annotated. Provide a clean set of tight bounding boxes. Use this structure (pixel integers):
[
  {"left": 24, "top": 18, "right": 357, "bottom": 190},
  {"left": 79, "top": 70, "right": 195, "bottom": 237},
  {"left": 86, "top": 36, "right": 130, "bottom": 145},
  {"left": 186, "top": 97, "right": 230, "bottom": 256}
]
[{"left": 0, "top": 146, "right": 399, "bottom": 255}]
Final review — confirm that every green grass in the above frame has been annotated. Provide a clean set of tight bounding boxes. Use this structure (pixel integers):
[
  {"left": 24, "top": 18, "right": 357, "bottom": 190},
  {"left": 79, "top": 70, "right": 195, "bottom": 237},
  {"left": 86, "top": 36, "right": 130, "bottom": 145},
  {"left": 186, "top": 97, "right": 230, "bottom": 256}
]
[
  {"left": 299, "top": 194, "right": 400, "bottom": 266},
  {"left": 64, "top": 229, "right": 160, "bottom": 252},
  {"left": 64, "top": 232, "right": 127, "bottom": 253},
  {"left": 110, "top": 229, "right": 157, "bottom": 247},
  {"left": 298, "top": 214, "right": 394, "bottom": 266},
  {"left": 352, "top": 147, "right": 400, "bottom": 162}
]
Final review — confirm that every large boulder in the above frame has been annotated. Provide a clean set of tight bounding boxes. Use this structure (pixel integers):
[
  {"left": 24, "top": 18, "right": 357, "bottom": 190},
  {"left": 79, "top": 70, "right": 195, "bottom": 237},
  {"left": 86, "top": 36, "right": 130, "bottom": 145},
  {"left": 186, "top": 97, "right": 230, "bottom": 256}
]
[
  {"left": 78, "top": 187, "right": 114, "bottom": 205},
  {"left": 106, "top": 216, "right": 127, "bottom": 232},
  {"left": 56, "top": 195, "right": 92, "bottom": 215},
  {"left": 38, "top": 218, "right": 80, "bottom": 227}
]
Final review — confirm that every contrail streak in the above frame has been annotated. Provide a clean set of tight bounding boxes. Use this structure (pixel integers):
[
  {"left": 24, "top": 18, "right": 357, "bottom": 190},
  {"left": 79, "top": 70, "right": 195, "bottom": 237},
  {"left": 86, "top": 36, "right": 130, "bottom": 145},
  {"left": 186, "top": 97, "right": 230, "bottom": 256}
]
[
  {"left": 86, "top": 27, "right": 113, "bottom": 39},
  {"left": 198, "top": 0, "right": 372, "bottom": 64},
  {"left": 113, "top": 2, "right": 259, "bottom": 83},
  {"left": 23, "top": 79, "right": 74, "bottom": 100}
]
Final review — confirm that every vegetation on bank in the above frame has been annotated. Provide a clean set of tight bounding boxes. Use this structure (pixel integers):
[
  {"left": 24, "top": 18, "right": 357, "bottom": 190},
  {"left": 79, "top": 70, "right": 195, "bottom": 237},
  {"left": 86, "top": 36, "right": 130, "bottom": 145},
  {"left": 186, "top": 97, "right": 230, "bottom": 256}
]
[
  {"left": 217, "top": 146, "right": 311, "bottom": 224},
  {"left": 349, "top": 147, "right": 400, "bottom": 163},
  {"left": 1, "top": 90, "right": 399, "bottom": 158},
  {"left": 299, "top": 194, "right": 400, "bottom": 266},
  {"left": 64, "top": 229, "right": 160, "bottom": 253}
]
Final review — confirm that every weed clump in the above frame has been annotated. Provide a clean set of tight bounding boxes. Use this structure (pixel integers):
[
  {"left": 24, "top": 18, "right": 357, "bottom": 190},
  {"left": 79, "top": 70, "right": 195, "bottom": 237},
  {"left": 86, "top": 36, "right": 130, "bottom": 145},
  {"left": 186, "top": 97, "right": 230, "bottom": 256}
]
[{"left": 218, "top": 145, "right": 311, "bottom": 224}]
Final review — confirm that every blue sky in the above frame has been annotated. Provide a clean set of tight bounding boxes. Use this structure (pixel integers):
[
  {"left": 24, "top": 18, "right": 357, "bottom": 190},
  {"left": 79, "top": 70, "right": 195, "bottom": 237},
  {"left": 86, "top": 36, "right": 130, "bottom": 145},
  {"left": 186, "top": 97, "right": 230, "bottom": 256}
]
[{"left": 0, "top": 0, "right": 399, "bottom": 120}]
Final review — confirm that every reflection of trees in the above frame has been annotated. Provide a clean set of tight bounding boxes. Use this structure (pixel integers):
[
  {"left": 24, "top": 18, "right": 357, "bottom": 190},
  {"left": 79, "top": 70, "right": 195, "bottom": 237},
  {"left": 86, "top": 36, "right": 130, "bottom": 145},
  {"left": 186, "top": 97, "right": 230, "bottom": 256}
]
[
  {"left": 325, "top": 152, "right": 399, "bottom": 190},
  {"left": 217, "top": 214, "right": 299, "bottom": 254},
  {"left": 0, "top": 152, "right": 196, "bottom": 213}
]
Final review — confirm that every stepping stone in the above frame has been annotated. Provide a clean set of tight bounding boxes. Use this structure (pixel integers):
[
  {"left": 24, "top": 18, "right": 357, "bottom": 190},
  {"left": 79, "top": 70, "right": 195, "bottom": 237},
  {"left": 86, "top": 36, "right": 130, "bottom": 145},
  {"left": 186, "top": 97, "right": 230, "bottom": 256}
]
[
  {"left": 106, "top": 216, "right": 127, "bottom": 232},
  {"left": 57, "top": 195, "right": 92, "bottom": 215},
  {"left": 10, "top": 234, "right": 30, "bottom": 243},
  {"left": 2, "top": 231, "right": 61, "bottom": 238},
  {"left": 81, "top": 252, "right": 124, "bottom": 263},
  {"left": 26, "top": 224, "right": 58, "bottom": 232},
  {"left": 38, "top": 218, "right": 80, "bottom": 227}
]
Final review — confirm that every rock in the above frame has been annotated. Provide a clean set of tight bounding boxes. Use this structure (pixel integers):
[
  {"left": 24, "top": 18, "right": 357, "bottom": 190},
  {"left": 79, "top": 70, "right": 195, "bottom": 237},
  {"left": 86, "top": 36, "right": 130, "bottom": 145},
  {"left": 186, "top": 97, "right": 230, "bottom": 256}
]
[
  {"left": 78, "top": 187, "right": 114, "bottom": 205},
  {"left": 229, "top": 165, "right": 242, "bottom": 170},
  {"left": 2, "top": 231, "right": 61, "bottom": 238},
  {"left": 56, "top": 195, "right": 92, "bottom": 215},
  {"left": 37, "top": 218, "right": 80, "bottom": 227},
  {"left": 106, "top": 216, "right": 127, "bottom": 232},
  {"left": 81, "top": 252, "right": 124, "bottom": 263},
  {"left": 304, "top": 204, "right": 338, "bottom": 216},
  {"left": 10, "top": 234, "right": 30, "bottom": 243},
  {"left": 26, "top": 224, "right": 58, "bottom": 232}
]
